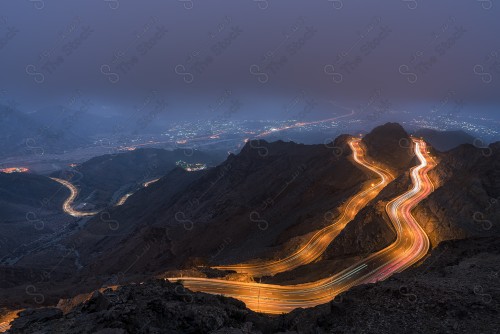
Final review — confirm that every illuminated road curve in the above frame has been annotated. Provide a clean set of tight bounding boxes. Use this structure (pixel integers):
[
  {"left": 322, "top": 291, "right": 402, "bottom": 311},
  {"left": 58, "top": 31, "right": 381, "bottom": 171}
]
[
  {"left": 116, "top": 193, "right": 133, "bottom": 206},
  {"left": 53, "top": 177, "right": 161, "bottom": 213},
  {"left": 50, "top": 177, "right": 98, "bottom": 217},
  {"left": 168, "top": 139, "right": 436, "bottom": 314},
  {"left": 0, "top": 322, "right": 9, "bottom": 332},
  {"left": 115, "top": 178, "right": 161, "bottom": 206},
  {"left": 213, "top": 138, "right": 394, "bottom": 277},
  {"left": 143, "top": 178, "right": 160, "bottom": 187}
]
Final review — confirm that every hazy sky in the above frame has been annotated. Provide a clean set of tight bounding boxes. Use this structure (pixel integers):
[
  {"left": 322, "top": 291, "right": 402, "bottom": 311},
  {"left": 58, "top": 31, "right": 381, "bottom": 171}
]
[{"left": 0, "top": 0, "right": 499, "bottom": 121}]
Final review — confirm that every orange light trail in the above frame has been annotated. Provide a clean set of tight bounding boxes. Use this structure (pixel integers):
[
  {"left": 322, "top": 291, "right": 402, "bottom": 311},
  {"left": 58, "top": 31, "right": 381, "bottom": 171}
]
[
  {"left": 50, "top": 177, "right": 98, "bottom": 217},
  {"left": 143, "top": 178, "right": 160, "bottom": 187},
  {"left": 167, "top": 138, "right": 436, "bottom": 314},
  {"left": 212, "top": 137, "right": 394, "bottom": 276}
]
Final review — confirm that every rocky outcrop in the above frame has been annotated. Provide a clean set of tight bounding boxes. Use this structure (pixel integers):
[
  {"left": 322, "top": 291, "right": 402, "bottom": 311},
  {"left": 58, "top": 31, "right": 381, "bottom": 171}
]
[
  {"left": 416, "top": 142, "right": 500, "bottom": 247},
  {"left": 50, "top": 147, "right": 221, "bottom": 208},
  {"left": 274, "top": 136, "right": 500, "bottom": 286},
  {"left": 9, "top": 237, "right": 500, "bottom": 333},
  {"left": 8, "top": 279, "right": 269, "bottom": 334},
  {"left": 77, "top": 137, "right": 368, "bottom": 279},
  {"left": 0, "top": 135, "right": 370, "bottom": 310},
  {"left": 267, "top": 167, "right": 414, "bottom": 285},
  {"left": 8, "top": 308, "right": 63, "bottom": 332},
  {"left": 280, "top": 237, "right": 500, "bottom": 333},
  {"left": 413, "top": 128, "right": 475, "bottom": 152},
  {"left": 3, "top": 123, "right": 499, "bottom": 321},
  {"left": 79, "top": 125, "right": 413, "bottom": 282},
  {"left": 325, "top": 203, "right": 396, "bottom": 258},
  {"left": 362, "top": 122, "right": 414, "bottom": 174},
  {"left": 323, "top": 169, "right": 415, "bottom": 261},
  {"left": 0, "top": 173, "right": 69, "bottom": 223}
]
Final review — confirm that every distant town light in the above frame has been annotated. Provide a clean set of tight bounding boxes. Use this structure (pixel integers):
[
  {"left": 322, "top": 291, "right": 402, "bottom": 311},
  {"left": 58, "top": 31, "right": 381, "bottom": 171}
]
[
  {"left": 0, "top": 167, "right": 29, "bottom": 174},
  {"left": 176, "top": 160, "right": 207, "bottom": 172}
]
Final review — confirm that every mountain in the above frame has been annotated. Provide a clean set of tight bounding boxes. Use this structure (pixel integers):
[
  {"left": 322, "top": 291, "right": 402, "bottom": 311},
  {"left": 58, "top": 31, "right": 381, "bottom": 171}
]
[
  {"left": 74, "top": 136, "right": 369, "bottom": 279},
  {"left": 307, "top": 140, "right": 500, "bottom": 286},
  {"left": 266, "top": 126, "right": 500, "bottom": 285},
  {"left": 362, "top": 122, "right": 415, "bottom": 174},
  {"left": 72, "top": 167, "right": 208, "bottom": 274},
  {"left": 1, "top": 122, "right": 499, "bottom": 325},
  {"left": 338, "top": 137, "right": 500, "bottom": 253},
  {"left": 0, "top": 172, "right": 68, "bottom": 222},
  {"left": 51, "top": 148, "right": 223, "bottom": 208},
  {"left": 0, "top": 172, "right": 72, "bottom": 268},
  {"left": 0, "top": 104, "right": 91, "bottom": 158},
  {"left": 71, "top": 123, "right": 417, "bottom": 285},
  {"left": 27, "top": 106, "right": 120, "bottom": 138},
  {"left": 264, "top": 123, "right": 415, "bottom": 284},
  {"left": 0, "top": 148, "right": 223, "bottom": 308},
  {"left": 0, "top": 103, "right": 171, "bottom": 159},
  {"left": 0, "top": 123, "right": 421, "bottom": 307},
  {"left": 415, "top": 141, "right": 500, "bottom": 246},
  {"left": 413, "top": 128, "right": 475, "bottom": 151},
  {"left": 8, "top": 236, "right": 500, "bottom": 333}
]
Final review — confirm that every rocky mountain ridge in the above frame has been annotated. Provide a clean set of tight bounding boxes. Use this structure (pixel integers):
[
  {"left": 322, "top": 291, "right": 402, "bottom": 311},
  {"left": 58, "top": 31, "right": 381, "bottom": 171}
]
[{"left": 7, "top": 236, "right": 500, "bottom": 333}]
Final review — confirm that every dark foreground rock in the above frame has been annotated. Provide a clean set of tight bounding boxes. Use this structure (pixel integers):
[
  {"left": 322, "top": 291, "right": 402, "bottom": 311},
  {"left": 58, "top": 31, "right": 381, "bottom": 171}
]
[
  {"left": 280, "top": 236, "right": 500, "bottom": 334},
  {"left": 9, "top": 237, "right": 500, "bottom": 333},
  {"left": 8, "top": 279, "right": 271, "bottom": 334}
]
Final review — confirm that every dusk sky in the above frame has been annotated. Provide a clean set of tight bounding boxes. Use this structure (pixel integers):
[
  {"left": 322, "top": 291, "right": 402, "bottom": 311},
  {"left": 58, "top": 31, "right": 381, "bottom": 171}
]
[{"left": 1, "top": 0, "right": 499, "bottom": 121}]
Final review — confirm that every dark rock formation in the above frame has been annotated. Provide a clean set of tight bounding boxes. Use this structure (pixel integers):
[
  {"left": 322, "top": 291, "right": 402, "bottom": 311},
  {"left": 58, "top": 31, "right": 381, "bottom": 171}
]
[
  {"left": 76, "top": 137, "right": 368, "bottom": 280},
  {"left": 0, "top": 173, "right": 68, "bottom": 222},
  {"left": 413, "top": 128, "right": 475, "bottom": 152},
  {"left": 362, "top": 122, "right": 414, "bottom": 174},
  {"left": 280, "top": 237, "right": 500, "bottom": 333},
  {"left": 8, "top": 279, "right": 270, "bottom": 334},
  {"left": 50, "top": 147, "right": 221, "bottom": 208},
  {"left": 9, "top": 237, "right": 500, "bottom": 333},
  {"left": 416, "top": 142, "right": 500, "bottom": 247},
  {"left": 3, "top": 123, "right": 499, "bottom": 325}
]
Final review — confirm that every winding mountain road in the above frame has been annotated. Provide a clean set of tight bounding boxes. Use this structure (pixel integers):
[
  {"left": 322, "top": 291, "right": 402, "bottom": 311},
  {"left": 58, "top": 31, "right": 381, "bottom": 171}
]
[
  {"left": 52, "top": 176, "right": 162, "bottom": 214},
  {"left": 168, "top": 138, "right": 436, "bottom": 314},
  {"left": 50, "top": 177, "right": 98, "bottom": 217},
  {"left": 213, "top": 138, "right": 394, "bottom": 276}
]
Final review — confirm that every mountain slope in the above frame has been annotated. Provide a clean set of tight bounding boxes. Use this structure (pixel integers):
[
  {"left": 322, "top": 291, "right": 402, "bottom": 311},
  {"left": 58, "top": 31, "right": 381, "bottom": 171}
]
[
  {"left": 0, "top": 173, "right": 68, "bottom": 222},
  {"left": 416, "top": 142, "right": 500, "bottom": 246},
  {"left": 51, "top": 148, "right": 221, "bottom": 208},
  {"left": 8, "top": 237, "right": 500, "bottom": 333},
  {"left": 0, "top": 104, "right": 91, "bottom": 158},
  {"left": 268, "top": 132, "right": 500, "bottom": 285},
  {"left": 2, "top": 123, "right": 499, "bottom": 318},
  {"left": 413, "top": 128, "right": 475, "bottom": 151},
  {"left": 362, "top": 122, "right": 414, "bottom": 174},
  {"left": 75, "top": 136, "right": 369, "bottom": 279}
]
